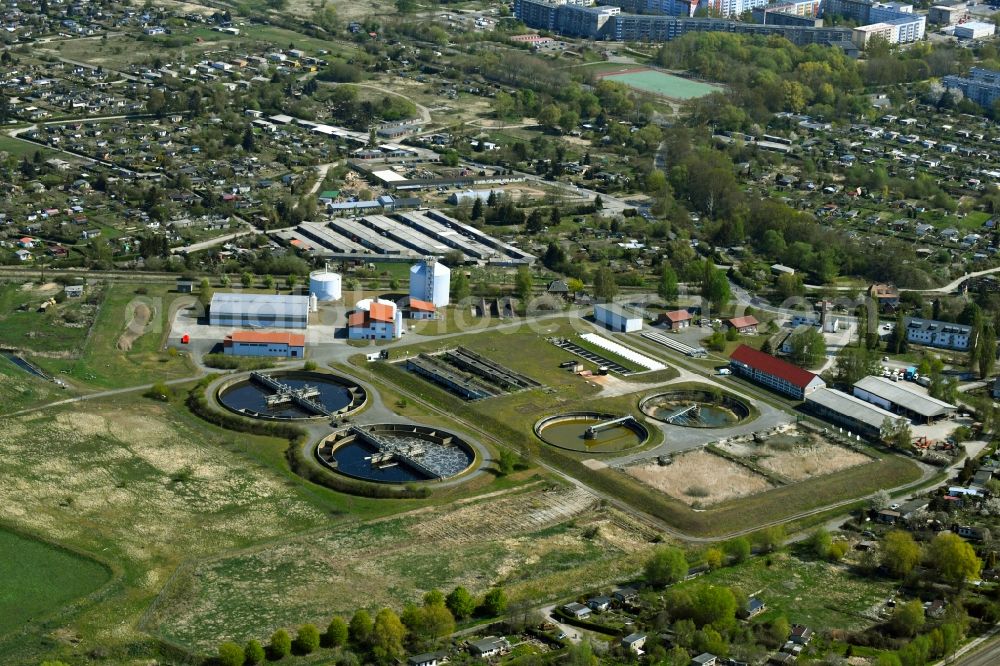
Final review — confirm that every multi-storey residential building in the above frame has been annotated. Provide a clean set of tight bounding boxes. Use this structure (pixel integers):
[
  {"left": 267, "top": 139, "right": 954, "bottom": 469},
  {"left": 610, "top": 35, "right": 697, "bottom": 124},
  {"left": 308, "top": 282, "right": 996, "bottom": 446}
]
[
  {"left": 943, "top": 67, "right": 1000, "bottom": 109},
  {"left": 904, "top": 317, "right": 972, "bottom": 351}
]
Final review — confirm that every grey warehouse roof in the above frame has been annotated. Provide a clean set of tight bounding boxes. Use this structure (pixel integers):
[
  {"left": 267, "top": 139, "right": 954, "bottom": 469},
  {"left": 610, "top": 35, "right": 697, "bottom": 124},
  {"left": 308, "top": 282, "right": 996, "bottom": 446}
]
[
  {"left": 853, "top": 375, "right": 956, "bottom": 418},
  {"left": 595, "top": 302, "right": 643, "bottom": 320},
  {"left": 806, "top": 388, "right": 904, "bottom": 430},
  {"left": 210, "top": 292, "right": 310, "bottom": 316}
]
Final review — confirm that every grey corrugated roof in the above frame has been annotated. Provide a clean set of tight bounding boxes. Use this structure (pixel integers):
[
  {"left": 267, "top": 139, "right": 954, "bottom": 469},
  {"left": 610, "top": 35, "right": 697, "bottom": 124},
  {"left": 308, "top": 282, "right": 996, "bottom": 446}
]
[
  {"left": 210, "top": 293, "right": 310, "bottom": 318},
  {"left": 806, "top": 388, "right": 903, "bottom": 430},
  {"left": 853, "top": 375, "right": 956, "bottom": 418}
]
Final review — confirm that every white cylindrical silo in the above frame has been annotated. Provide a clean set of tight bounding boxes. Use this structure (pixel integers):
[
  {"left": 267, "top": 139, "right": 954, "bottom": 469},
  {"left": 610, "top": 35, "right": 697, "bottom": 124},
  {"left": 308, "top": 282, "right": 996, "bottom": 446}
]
[
  {"left": 309, "top": 269, "right": 342, "bottom": 302},
  {"left": 409, "top": 259, "right": 451, "bottom": 308}
]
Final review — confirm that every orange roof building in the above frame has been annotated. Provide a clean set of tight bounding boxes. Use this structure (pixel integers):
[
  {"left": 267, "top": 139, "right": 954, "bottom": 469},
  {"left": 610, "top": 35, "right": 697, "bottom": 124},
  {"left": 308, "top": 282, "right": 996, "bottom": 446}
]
[
  {"left": 224, "top": 330, "right": 306, "bottom": 357},
  {"left": 348, "top": 300, "right": 402, "bottom": 340}
]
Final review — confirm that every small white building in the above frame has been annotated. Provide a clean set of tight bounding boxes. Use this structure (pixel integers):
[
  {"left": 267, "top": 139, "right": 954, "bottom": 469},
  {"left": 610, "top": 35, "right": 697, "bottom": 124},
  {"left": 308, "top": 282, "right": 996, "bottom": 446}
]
[
  {"left": 955, "top": 21, "right": 995, "bottom": 40},
  {"left": 594, "top": 303, "right": 643, "bottom": 333}
]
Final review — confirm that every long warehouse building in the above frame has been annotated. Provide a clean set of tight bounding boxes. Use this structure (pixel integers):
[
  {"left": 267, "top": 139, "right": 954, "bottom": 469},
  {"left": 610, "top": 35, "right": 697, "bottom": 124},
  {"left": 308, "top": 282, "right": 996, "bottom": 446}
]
[
  {"left": 852, "top": 375, "right": 956, "bottom": 423},
  {"left": 209, "top": 293, "right": 311, "bottom": 329},
  {"left": 805, "top": 387, "right": 906, "bottom": 439}
]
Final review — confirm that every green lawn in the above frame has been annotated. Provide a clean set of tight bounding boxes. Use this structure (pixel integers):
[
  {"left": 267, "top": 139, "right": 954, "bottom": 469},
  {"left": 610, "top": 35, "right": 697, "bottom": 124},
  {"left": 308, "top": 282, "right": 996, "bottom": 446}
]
[
  {"left": 0, "top": 134, "right": 52, "bottom": 159},
  {"left": 0, "top": 281, "right": 94, "bottom": 354},
  {"left": 675, "top": 550, "right": 895, "bottom": 631},
  {"left": 30, "top": 282, "right": 195, "bottom": 390},
  {"left": 600, "top": 69, "right": 722, "bottom": 100},
  {"left": 0, "top": 528, "right": 110, "bottom": 636}
]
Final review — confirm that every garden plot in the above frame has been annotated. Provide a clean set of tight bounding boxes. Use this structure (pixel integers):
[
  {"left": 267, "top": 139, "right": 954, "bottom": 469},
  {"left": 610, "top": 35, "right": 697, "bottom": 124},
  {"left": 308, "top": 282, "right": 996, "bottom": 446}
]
[
  {"left": 625, "top": 449, "right": 774, "bottom": 506},
  {"left": 719, "top": 430, "right": 872, "bottom": 482}
]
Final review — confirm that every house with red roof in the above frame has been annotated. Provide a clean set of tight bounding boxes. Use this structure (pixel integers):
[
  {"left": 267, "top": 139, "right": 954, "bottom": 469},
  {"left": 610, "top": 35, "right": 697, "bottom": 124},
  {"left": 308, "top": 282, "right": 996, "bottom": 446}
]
[
  {"left": 729, "top": 344, "right": 825, "bottom": 400},
  {"left": 724, "top": 315, "right": 759, "bottom": 335},
  {"left": 223, "top": 330, "right": 306, "bottom": 358},
  {"left": 656, "top": 309, "right": 692, "bottom": 331}
]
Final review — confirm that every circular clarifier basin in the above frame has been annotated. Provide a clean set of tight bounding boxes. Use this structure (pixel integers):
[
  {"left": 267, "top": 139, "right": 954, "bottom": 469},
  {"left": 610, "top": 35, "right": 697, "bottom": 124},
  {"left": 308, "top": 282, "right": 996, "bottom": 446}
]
[
  {"left": 640, "top": 388, "right": 751, "bottom": 428},
  {"left": 535, "top": 412, "right": 648, "bottom": 453},
  {"left": 218, "top": 371, "right": 366, "bottom": 420},
  {"left": 317, "top": 424, "right": 476, "bottom": 483}
]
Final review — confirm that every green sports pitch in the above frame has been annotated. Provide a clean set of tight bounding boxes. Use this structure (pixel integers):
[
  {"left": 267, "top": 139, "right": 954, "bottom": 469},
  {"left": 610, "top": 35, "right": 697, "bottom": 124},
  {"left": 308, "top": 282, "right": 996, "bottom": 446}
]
[{"left": 598, "top": 68, "right": 722, "bottom": 100}]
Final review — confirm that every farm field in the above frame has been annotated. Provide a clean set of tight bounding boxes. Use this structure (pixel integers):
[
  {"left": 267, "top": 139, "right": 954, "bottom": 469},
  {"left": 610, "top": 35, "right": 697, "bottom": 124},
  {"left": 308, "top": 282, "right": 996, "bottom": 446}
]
[
  {"left": 146, "top": 485, "right": 656, "bottom": 650},
  {"left": 0, "top": 527, "right": 111, "bottom": 636},
  {"left": 597, "top": 68, "right": 722, "bottom": 100},
  {"left": 626, "top": 449, "right": 775, "bottom": 506},
  {"left": 720, "top": 430, "right": 873, "bottom": 482},
  {"left": 676, "top": 550, "right": 896, "bottom": 631}
]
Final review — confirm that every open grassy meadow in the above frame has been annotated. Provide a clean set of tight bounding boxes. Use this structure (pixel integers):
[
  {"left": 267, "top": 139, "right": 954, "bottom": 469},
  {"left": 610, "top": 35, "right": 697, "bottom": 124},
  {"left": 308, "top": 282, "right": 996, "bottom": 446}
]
[
  {"left": 146, "top": 485, "right": 655, "bottom": 650},
  {"left": 0, "top": 396, "right": 337, "bottom": 663},
  {"left": 0, "top": 528, "right": 111, "bottom": 636},
  {"left": 0, "top": 357, "right": 63, "bottom": 415},
  {"left": 0, "top": 281, "right": 96, "bottom": 354},
  {"left": 28, "top": 282, "right": 195, "bottom": 390},
  {"left": 676, "top": 550, "right": 896, "bottom": 631}
]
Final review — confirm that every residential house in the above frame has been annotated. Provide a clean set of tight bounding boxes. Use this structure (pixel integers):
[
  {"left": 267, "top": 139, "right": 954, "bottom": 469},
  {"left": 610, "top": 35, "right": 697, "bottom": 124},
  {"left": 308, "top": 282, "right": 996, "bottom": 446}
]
[
  {"left": 408, "top": 651, "right": 448, "bottom": 666},
  {"left": 613, "top": 587, "right": 638, "bottom": 604},
  {"left": 790, "top": 625, "right": 814, "bottom": 645},
  {"left": 563, "top": 602, "right": 592, "bottom": 620},
  {"left": 745, "top": 597, "right": 766, "bottom": 619},
  {"left": 868, "top": 283, "right": 900, "bottom": 311},
  {"left": 621, "top": 633, "right": 647, "bottom": 654},
  {"left": 587, "top": 596, "right": 612, "bottom": 613},
  {"left": 14, "top": 249, "right": 32, "bottom": 261},
  {"left": 725, "top": 315, "right": 759, "bottom": 334},
  {"left": 64, "top": 285, "right": 84, "bottom": 298},
  {"left": 877, "top": 509, "right": 901, "bottom": 524},
  {"left": 468, "top": 636, "right": 509, "bottom": 659},
  {"left": 547, "top": 280, "right": 570, "bottom": 297},
  {"left": 691, "top": 654, "right": 717, "bottom": 666}
]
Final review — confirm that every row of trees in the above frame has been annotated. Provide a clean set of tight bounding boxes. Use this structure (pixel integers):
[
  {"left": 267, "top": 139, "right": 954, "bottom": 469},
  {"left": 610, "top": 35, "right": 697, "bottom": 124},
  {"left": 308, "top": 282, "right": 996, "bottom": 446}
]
[{"left": 214, "top": 586, "right": 507, "bottom": 665}]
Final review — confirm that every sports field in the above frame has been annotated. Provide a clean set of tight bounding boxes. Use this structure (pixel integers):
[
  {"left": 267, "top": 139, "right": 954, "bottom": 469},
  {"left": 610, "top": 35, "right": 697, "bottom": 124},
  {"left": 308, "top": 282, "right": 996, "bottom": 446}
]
[{"left": 599, "top": 68, "right": 721, "bottom": 100}]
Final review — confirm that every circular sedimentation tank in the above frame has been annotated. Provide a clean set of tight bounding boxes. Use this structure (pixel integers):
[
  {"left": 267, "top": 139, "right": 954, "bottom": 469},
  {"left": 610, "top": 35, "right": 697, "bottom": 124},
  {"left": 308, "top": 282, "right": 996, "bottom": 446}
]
[
  {"left": 534, "top": 412, "right": 648, "bottom": 453},
  {"left": 639, "top": 388, "right": 751, "bottom": 428},
  {"left": 217, "top": 371, "right": 366, "bottom": 420},
  {"left": 316, "top": 424, "right": 476, "bottom": 483}
]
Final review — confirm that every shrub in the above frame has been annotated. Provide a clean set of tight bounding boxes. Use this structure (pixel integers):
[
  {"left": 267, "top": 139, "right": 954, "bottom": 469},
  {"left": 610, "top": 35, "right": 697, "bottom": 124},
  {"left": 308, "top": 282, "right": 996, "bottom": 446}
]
[
  {"left": 202, "top": 353, "right": 276, "bottom": 370},
  {"left": 244, "top": 639, "right": 265, "bottom": 665},
  {"left": 218, "top": 641, "right": 245, "bottom": 666},
  {"left": 268, "top": 629, "right": 292, "bottom": 660},
  {"left": 323, "top": 617, "right": 349, "bottom": 648},
  {"left": 294, "top": 624, "right": 321, "bottom": 654}
]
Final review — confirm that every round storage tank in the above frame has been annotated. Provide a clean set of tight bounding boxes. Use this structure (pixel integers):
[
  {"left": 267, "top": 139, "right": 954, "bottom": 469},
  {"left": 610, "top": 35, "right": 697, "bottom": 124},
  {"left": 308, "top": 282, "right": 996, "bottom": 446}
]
[
  {"left": 310, "top": 270, "right": 342, "bottom": 302},
  {"left": 409, "top": 260, "right": 451, "bottom": 308}
]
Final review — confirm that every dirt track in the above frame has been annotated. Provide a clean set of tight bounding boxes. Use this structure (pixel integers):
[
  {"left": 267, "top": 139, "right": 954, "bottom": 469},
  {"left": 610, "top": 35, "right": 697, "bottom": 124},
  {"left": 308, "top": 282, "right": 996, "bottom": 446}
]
[{"left": 117, "top": 303, "right": 151, "bottom": 351}]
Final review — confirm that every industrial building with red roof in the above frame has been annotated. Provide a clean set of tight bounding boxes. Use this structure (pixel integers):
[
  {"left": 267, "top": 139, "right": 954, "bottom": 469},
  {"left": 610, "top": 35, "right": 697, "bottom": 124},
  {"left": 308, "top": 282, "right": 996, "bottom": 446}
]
[
  {"left": 729, "top": 344, "right": 825, "bottom": 399},
  {"left": 223, "top": 330, "right": 306, "bottom": 358}
]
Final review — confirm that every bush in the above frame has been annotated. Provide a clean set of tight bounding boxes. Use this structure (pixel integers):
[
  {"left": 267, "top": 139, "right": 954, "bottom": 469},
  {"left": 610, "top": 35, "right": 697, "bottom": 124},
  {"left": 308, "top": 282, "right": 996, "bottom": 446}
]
[
  {"left": 323, "top": 617, "right": 349, "bottom": 648},
  {"left": 146, "top": 382, "right": 172, "bottom": 401},
  {"left": 268, "top": 629, "right": 292, "bottom": 660},
  {"left": 303, "top": 360, "right": 318, "bottom": 371},
  {"left": 294, "top": 624, "right": 321, "bottom": 654},
  {"left": 202, "top": 353, "right": 276, "bottom": 370},
  {"left": 218, "top": 641, "right": 245, "bottom": 666},
  {"left": 244, "top": 639, "right": 265, "bottom": 665}
]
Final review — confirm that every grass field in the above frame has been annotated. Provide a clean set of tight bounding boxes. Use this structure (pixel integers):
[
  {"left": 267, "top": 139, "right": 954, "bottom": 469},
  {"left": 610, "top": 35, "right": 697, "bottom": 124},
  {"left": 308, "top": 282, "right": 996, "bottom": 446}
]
[
  {"left": 676, "top": 550, "right": 895, "bottom": 631},
  {"left": 146, "top": 486, "right": 655, "bottom": 650},
  {"left": 29, "top": 282, "right": 195, "bottom": 390},
  {"left": 599, "top": 68, "right": 722, "bottom": 100},
  {"left": 0, "top": 281, "right": 96, "bottom": 354},
  {"left": 0, "top": 134, "right": 53, "bottom": 158},
  {"left": 0, "top": 356, "right": 63, "bottom": 415},
  {"left": 0, "top": 527, "right": 111, "bottom": 636}
]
